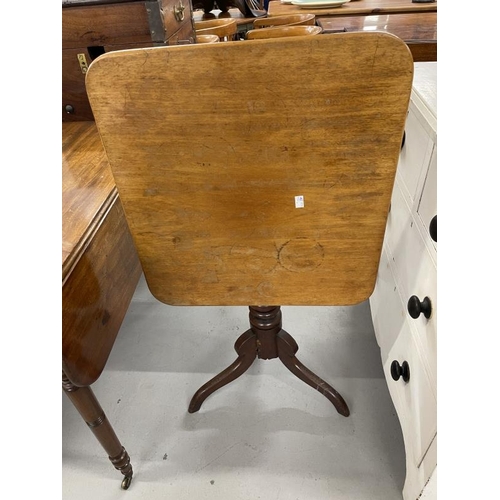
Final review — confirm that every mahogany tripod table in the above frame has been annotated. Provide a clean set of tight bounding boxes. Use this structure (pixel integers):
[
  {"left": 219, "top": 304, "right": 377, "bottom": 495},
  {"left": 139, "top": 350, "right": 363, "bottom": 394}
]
[{"left": 85, "top": 33, "right": 413, "bottom": 424}]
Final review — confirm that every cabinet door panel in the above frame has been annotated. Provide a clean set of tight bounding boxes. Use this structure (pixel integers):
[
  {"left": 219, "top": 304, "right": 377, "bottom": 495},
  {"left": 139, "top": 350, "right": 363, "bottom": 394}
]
[
  {"left": 397, "top": 108, "right": 434, "bottom": 205},
  {"left": 388, "top": 186, "right": 437, "bottom": 390},
  {"left": 404, "top": 268, "right": 437, "bottom": 394},
  {"left": 384, "top": 180, "right": 411, "bottom": 264},
  {"left": 384, "top": 321, "right": 437, "bottom": 468},
  {"left": 370, "top": 249, "right": 405, "bottom": 363},
  {"left": 417, "top": 144, "right": 437, "bottom": 255}
]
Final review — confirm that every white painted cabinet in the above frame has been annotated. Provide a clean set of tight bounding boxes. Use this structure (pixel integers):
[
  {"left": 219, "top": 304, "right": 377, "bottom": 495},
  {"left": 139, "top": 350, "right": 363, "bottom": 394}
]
[{"left": 369, "top": 62, "right": 437, "bottom": 500}]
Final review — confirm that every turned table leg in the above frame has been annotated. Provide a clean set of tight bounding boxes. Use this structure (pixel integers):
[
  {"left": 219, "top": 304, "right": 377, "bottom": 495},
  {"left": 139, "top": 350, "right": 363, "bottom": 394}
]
[{"left": 62, "top": 372, "right": 133, "bottom": 489}]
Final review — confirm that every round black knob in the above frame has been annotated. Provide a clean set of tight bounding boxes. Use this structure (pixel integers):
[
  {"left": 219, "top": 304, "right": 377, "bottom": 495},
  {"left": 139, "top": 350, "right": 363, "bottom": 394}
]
[
  {"left": 429, "top": 215, "right": 437, "bottom": 242},
  {"left": 407, "top": 295, "right": 432, "bottom": 319},
  {"left": 391, "top": 360, "right": 410, "bottom": 382},
  {"left": 65, "top": 104, "right": 74, "bottom": 114}
]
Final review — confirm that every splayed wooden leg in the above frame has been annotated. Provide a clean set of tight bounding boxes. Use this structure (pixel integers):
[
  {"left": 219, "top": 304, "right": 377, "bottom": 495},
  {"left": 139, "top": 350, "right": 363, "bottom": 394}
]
[
  {"left": 188, "top": 306, "right": 349, "bottom": 417},
  {"left": 188, "top": 329, "right": 257, "bottom": 413},
  {"left": 276, "top": 330, "right": 350, "bottom": 417}
]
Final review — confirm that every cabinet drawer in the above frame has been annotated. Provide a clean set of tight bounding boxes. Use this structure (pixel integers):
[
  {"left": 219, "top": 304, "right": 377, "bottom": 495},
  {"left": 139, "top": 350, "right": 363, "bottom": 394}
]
[
  {"left": 398, "top": 107, "right": 434, "bottom": 205},
  {"left": 384, "top": 179, "right": 411, "bottom": 265},
  {"left": 62, "top": 2, "right": 153, "bottom": 49},
  {"left": 403, "top": 433, "right": 437, "bottom": 500},
  {"left": 386, "top": 188, "right": 436, "bottom": 389},
  {"left": 417, "top": 144, "right": 437, "bottom": 254},
  {"left": 384, "top": 321, "right": 437, "bottom": 468},
  {"left": 369, "top": 248, "right": 405, "bottom": 363}
]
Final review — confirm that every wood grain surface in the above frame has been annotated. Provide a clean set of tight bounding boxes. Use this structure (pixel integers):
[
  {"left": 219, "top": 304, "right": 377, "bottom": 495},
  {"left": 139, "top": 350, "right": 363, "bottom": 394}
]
[
  {"left": 318, "top": 12, "right": 437, "bottom": 61},
  {"left": 268, "top": 0, "right": 437, "bottom": 17},
  {"left": 62, "top": 121, "right": 115, "bottom": 279},
  {"left": 246, "top": 24, "right": 322, "bottom": 38},
  {"left": 62, "top": 193, "right": 141, "bottom": 386},
  {"left": 86, "top": 33, "right": 413, "bottom": 306},
  {"left": 62, "top": 121, "right": 142, "bottom": 386}
]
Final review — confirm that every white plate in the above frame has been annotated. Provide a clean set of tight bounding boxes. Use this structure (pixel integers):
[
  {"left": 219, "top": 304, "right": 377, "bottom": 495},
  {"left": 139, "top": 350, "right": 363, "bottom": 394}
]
[{"left": 291, "top": 0, "right": 350, "bottom": 8}]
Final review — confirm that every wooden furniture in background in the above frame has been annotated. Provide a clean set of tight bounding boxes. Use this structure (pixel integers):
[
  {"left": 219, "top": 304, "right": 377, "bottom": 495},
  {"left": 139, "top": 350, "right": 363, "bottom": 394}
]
[
  {"left": 253, "top": 13, "right": 315, "bottom": 28},
  {"left": 196, "top": 33, "right": 221, "bottom": 42},
  {"left": 194, "top": 18, "right": 238, "bottom": 39},
  {"left": 369, "top": 62, "right": 437, "bottom": 500},
  {"left": 192, "top": 0, "right": 238, "bottom": 14},
  {"left": 85, "top": 33, "right": 413, "bottom": 417},
  {"left": 62, "top": 121, "right": 142, "bottom": 489},
  {"left": 62, "top": 0, "right": 196, "bottom": 121},
  {"left": 268, "top": 0, "right": 437, "bottom": 17},
  {"left": 192, "top": 7, "right": 256, "bottom": 34},
  {"left": 246, "top": 24, "right": 322, "bottom": 38},
  {"left": 318, "top": 12, "right": 437, "bottom": 62},
  {"left": 193, "top": 0, "right": 266, "bottom": 17}
]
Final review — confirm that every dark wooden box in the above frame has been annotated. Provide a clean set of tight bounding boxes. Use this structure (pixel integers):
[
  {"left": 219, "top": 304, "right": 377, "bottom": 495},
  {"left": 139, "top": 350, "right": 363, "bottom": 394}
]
[{"left": 62, "top": 0, "right": 195, "bottom": 121}]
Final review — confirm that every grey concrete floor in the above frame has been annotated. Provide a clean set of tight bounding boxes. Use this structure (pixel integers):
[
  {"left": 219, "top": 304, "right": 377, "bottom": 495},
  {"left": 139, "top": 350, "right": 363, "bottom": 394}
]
[{"left": 62, "top": 274, "right": 405, "bottom": 499}]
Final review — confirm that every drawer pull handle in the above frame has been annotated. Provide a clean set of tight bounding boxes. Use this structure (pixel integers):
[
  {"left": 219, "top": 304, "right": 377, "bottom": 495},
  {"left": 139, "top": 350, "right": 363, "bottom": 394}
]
[
  {"left": 407, "top": 295, "right": 432, "bottom": 319},
  {"left": 391, "top": 360, "right": 410, "bottom": 383},
  {"left": 429, "top": 215, "right": 437, "bottom": 242},
  {"left": 401, "top": 130, "right": 406, "bottom": 150}
]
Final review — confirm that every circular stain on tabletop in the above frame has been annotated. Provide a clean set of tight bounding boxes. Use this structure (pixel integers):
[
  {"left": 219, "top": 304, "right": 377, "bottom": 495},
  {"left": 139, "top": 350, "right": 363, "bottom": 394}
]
[{"left": 278, "top": 237, "right": 324, "bottom": 272}]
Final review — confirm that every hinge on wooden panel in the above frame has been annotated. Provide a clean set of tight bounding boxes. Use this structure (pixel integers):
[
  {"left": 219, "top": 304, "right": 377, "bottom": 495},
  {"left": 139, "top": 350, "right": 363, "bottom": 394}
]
[
  {"left": 145, "top": 0, "right": 166, "bottom": 44},
  {"left": 77, "top": 53, "right": 89, "bottom": 74}
]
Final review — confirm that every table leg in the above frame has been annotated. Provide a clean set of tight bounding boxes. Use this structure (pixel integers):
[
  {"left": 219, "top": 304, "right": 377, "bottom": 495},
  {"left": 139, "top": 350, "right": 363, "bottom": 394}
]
[
  {"left": 188, "top": 306, "right": 350, "bottom": 416},
  {"left": 62, "top": 372, "right": 133, "bottom": 489},
  {"left": 188, "top": 329, "right": 257, "bottom": 413}
]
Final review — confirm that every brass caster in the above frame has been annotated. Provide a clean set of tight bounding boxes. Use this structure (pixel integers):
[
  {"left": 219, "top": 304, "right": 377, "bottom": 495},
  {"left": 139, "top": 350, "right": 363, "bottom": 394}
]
[{"left": 121, "top": 475, "right": 133, "bottom": 490}]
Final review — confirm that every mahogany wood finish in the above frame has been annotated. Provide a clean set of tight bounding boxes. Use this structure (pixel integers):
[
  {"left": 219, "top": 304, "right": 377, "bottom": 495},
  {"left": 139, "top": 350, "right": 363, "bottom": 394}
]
[
  {"left": 188, "top": 329, "right": 257, "bottom": 413},
  {"left": 189, "top": 306, "right": 350, "bottom": 415},
  {"left": 267, "top": 0, "right": 437, "bottom": 17},
  {"left": 62, "top": 122, "right": 115, "bottom": 270},
  {"left": 62, "top": 121, "right": 142, "bottom": 487},
  {"left": 62, "top": 2, "right": 153, "bottom": 48},
  {"left": 62, "top": 0, "right": 196, "bottom": 121},
  {"left": 62, "top": 0, "right": 195, "bottom": 48},
  {"left": 62, "top": 372, "right": 133, "bottom": 489},
  {"left": 85, "top": 33, "right": 413, "bottom": 417},
  {"left": 318, "top": 12, "right": 437, "bottom": 62}
]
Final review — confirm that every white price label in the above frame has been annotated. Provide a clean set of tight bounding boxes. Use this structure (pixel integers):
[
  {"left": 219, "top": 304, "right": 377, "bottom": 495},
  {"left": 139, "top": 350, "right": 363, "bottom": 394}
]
[{"left": 295, "top": 195, "right": 304, "bottom": 208}]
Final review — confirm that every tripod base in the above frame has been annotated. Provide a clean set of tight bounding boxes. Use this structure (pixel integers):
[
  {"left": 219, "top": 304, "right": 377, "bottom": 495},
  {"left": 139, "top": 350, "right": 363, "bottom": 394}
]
[{"left": 188, "top": 306, "right": 349, "bottom": 417}]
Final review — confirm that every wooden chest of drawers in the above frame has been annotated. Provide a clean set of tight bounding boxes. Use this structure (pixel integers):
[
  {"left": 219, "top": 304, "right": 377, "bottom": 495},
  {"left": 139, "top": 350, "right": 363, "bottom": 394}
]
[{"left": 62, "top": 0, "right": 195, "bottom": 121}]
